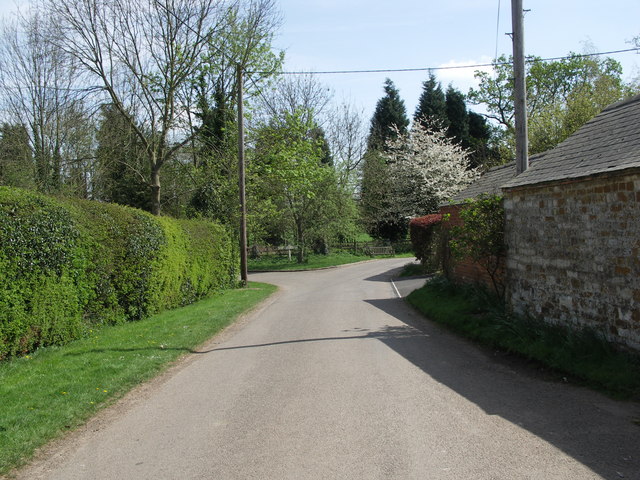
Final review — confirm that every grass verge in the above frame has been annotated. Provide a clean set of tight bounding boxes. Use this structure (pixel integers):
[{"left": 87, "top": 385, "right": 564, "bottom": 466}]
[
  {"left": 248, "top": 252, "right": 371, "bottom": 271},
  {"left": 407, "top": 276, "right": 640, "bottom": 400},
  {"left": 249, "top": 252, "right": 417, "bottom": 272},
  {"left": 0, "top": 282, "right": 276, "bottom": 474}
]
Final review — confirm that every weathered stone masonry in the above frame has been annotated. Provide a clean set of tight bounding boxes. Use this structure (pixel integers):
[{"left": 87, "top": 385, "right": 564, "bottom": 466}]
[{"left": 504, "top": 169, "right": 640, "bottom": 349}]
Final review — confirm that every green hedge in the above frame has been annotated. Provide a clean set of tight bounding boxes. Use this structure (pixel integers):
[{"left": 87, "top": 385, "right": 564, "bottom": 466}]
[{"left": 0, "top": 187, "right": 238, "bottom": 360}]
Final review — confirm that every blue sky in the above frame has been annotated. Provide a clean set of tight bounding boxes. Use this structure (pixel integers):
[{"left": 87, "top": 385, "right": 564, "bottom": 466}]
[
  {"left": 0, "top": 0, "right": 638, "bottom": 123},
  {"left": 273, "top": 0, "right": 640, "bottom": 121}
]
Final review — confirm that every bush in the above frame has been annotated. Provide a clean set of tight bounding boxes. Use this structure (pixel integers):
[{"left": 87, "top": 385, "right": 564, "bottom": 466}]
[
  {"left": 0, "top": 187, "right": 237, "bottom": 360},
  {"left": 449, "top": 194, "right": 505, "bottom": 297},
  {"left": 409, "top": 214, "right": 443, "bottom": 270},
  {"left": 0, "top": 188, "right": 89, "bottom": 358}
]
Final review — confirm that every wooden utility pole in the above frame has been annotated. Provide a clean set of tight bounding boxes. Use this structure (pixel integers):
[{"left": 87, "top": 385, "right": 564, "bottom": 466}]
[
  {"left": 237, "top": 65, "right": 248, "bottom": 285},
  {"left": 511, "top": 0, "right": 528, "bottom": 174}
]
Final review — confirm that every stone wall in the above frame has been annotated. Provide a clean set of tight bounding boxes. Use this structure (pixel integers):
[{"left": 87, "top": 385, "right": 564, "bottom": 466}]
[{"left": 503, "top": 170, "right": 640, "bottom": 349}]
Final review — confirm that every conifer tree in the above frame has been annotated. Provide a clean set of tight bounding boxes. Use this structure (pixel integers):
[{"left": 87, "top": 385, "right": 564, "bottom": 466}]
[
  {"left": 94, "top": 104, "right": 151, "bottom": 211},
  {"left": 366, "top": 78, "right": 409, "bottom": 152},
  {"left": 445, "top": 85, "right": 470, "bottom": 147},
  {"left": 361, "top": 78, "right": 410, "bottom": 242},
  {"left": 414, "top": 73, "right": 448, "bottom": 130}
]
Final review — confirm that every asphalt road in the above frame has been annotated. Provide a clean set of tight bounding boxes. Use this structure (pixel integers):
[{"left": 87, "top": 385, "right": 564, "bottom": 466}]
[{"left": 12, "top": 258, "right": 640, "bottom": 479}]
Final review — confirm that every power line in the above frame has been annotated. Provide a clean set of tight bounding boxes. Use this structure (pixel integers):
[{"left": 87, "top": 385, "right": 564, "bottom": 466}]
[
  {"left": 257, "top": 47, "right": 639, "bottom": 76},
  {"left": 2, "top": 47, "right": 637, "bottom": 92}
]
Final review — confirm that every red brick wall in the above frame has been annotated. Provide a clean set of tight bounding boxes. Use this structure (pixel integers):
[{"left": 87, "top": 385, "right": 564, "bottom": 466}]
[{"left": 439, "top": 204, "right": 505, "bottom": 295}]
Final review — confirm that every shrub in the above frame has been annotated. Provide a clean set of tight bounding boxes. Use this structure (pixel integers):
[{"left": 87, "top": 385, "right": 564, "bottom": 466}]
[
  {"left": 151, "top": 218, "right": 237, "bottom": 310},
  {"left": 0, "top": 188, "right": 90, "bottom": 358},
  {"left": 449, "top": 194, "right": 506, "bottom": 297},
  {"left": 0, "top": 187, "right": 238, "bottom": 360},
  {"left": 409, "top": 213, "right": 443, "bottom": 270}
]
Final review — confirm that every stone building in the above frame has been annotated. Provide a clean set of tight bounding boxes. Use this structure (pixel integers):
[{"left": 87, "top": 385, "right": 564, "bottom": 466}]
[
  {"left": 437, "top": 94, "right": 640, "bottom": 349},
  {"left": 502, "top": 94, "right": 640, "bottom": 349}
]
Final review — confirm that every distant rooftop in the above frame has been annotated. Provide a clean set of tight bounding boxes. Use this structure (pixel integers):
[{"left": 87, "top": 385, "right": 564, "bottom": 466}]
[{"left": 447, "top": 162, "right": 516, "bottom": 204}]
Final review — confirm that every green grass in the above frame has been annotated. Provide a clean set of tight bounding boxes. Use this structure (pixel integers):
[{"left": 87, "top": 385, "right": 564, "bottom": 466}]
[
  {"left": 248, "top": 252, "right": 373, "bottom": 271},
  {"left": 407, "top": 277, "right": 640, "bottom": 399},
  {"left": 0, "top": 282, "right": 276, "bottom": 474}
]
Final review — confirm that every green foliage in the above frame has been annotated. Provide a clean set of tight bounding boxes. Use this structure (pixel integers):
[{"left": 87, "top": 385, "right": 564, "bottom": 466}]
[
  {"left": 409, "top": 214, "right": 444, "bottom": 270},
  {"left": 445, "top": 85, "right": 470, "bottom": 146},
  {"left": 93, "top": 104, "right": 151, "bottom": 211},
  {"left": 367, "top": 78, "right": 409, "bottom": 152},
  {"left": 0, "top": 188, "right": 89, "bottom": 358},
  {"left": 413, "top": 76, "right": 498, "bottom": 170},
  {"left": 0, "top": 187, "right": 237, "bottom": 360},
  {"left": 468, "top": 53, "right": 632, "bottom": 157},
  {"left": 359, "top": 150, "right": 399, "bottom": 241},
  {"left": 158, "top": 218, "right": 237, "bottom": 308},
  {"left": 0, "top": 124, "right": 34, "bottom": 190},
  {"left": 250, "top": 109, "right": 356, "bottom": 262},
  {"left": 449, "top": 195, "right": 505, "bottom": 296},
  {"left": 414, "top": 74, "right": 448, "bottom": 130}
]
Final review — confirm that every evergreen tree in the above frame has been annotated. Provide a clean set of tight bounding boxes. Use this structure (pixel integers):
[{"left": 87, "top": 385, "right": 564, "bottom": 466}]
[
  {"left": 188, "top": 76, "right": 239, "bottom": 225},
  {"left": 0, "top": 123, "right": 34, "bottom": 189},
  {"left": 94, "top": 104, "right": 151, "bottom": 211},
  {"left": 366, "top": 78, "right": 409, "bottom": 152},
  {"left": 360, "top": 78, "right": 409, "bottom": 242},
  {"left": 195, "top": 77, "right": 235, "bottom": 165},
  {"left": 467, "top": 111, "right": 499, "bottom": 169},
  {"left": 445, "top": 85, "right": 470, "bottom": 147},
  {"left": 414, "top": 73, "right": 448, "bottom": 130}
]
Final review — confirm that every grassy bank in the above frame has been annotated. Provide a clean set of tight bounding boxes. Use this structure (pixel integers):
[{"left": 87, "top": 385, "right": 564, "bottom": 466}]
[
  {"left": 248, "top": 252, "right": 372, "bottom": 271},
  {"left": 0, "top": 282, "right": 276, "bottom": 474},
  {"left": 407, "top": 277, "right": 640, "bottom": 400},
  {"left": 248, "top": 251, "right": 416, "bottom": 272}
]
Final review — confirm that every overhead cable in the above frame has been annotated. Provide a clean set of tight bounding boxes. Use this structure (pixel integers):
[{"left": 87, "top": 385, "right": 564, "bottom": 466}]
[{"left": 256, "top": 47, "right": 639, "bottom": 75}]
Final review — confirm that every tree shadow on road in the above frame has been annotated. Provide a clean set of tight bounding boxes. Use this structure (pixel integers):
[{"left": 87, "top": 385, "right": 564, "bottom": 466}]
[
  {"left": 363, "top": 297, "right": 640, "bottom": 480},
  {"left": 363, "top": 265, "right": 407, "bottom": 283}
]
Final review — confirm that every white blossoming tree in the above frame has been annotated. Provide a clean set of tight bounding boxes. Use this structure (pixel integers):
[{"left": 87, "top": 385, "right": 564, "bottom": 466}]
[{"left": 383, "top": 121, "right": 479, "bottom": 219}]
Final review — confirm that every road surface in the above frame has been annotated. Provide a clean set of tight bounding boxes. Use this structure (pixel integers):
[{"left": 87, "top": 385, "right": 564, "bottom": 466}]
[{"left": 11, "top": 258, "right": 640, "bottom": 479}]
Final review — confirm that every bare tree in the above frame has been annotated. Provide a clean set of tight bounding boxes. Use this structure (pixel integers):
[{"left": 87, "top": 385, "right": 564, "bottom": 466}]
[
  {"left": 0, "top": 3, "right": 89, "bottom": 193},
  {"left": 326, "top": 101, "right": 367, "bottom": 191},
  {"left": 48, "top": 0, "right": 230, "bottom": 214},
  {"left": 256, "top": 73, "right": 332, "bottom": 128}
]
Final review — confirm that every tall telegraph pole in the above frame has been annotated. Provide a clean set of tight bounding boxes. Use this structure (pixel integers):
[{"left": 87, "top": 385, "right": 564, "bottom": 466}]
[
  {"left": 237, "top": 65, "right": 248, "bottom": 286},
  {"left": 511, "top": 0, "right": 529, "bottom": 174}
]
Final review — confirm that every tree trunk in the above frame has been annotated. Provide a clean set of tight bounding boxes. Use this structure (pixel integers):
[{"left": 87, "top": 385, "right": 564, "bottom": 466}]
[
  {"left": 150, "top": 167, "right": 161, "bottom": 215},
  {"left": 296, "top": 220, "right": 304, "bottom": 263}
]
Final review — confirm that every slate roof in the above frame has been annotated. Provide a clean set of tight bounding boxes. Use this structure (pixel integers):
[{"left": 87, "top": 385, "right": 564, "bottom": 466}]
[
  {"left": 502, "top": 94, "right": 640, "bottom": 189},
  {"left": 448, "top": 162, "right": 518, "bottom": 204},
  {"left": 446, "top": 151, "right": 545, "bottom": 204}
]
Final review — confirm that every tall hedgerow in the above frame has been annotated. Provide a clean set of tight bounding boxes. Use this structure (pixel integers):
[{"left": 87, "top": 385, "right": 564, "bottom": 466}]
[
  {"left": 0, "top": 188, "right": 89, "bottom": 358},
  {"left": 0, "top": 187, "right": 237, "bottom": 360}
]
